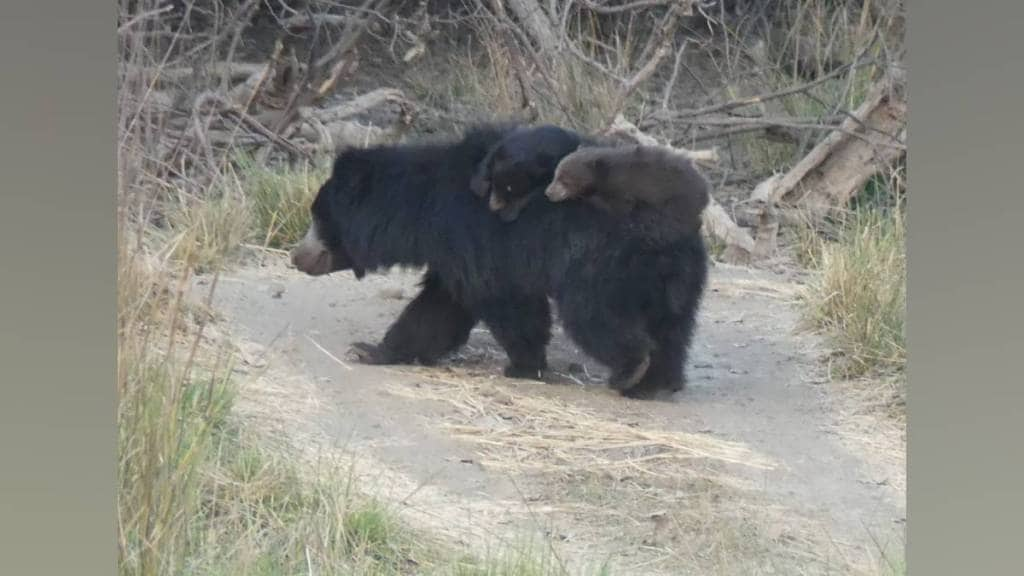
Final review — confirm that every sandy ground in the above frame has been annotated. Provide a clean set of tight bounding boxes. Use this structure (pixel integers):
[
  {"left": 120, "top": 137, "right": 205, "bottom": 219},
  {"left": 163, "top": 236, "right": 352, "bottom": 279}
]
[{"left": 195, "top": 253, "right": 905, "bottom": 575}]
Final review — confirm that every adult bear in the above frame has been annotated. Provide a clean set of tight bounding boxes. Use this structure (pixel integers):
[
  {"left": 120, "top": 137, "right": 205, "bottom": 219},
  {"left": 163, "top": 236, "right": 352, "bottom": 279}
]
[{"left": 290, "top": 124, "right": 708, "bottom": 398}]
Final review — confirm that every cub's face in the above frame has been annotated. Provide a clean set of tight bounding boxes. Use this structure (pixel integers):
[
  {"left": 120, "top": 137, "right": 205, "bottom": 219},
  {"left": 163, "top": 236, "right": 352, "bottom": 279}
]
[
  {"left": 471, "top": 127, "right": 585, "bottom": 222},
  {"left": 476, "top": 147, "right": 550, "bottom": 222},
  {"left": 545, "top": 154, "right": 604, "bottom": 202},
  {"left": 487, "top": 155, "right": 535, "bottom": 212}
]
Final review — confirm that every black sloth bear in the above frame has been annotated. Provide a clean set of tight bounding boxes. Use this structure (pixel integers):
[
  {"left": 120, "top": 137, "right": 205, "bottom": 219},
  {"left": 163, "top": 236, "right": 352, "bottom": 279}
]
[{"left": 290, "top": 123, "right": 708, "bottom": 398}]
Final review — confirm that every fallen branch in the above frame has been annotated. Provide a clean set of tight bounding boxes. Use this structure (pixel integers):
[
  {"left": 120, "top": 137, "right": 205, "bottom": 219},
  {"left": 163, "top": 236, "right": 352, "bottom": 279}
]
[
  {"left": 749, "top": 72, "right": 907, "bottom": 224},
  {"left": 282, "top": 14, "right": 348, "bottom": 30},
  {"left": 311, "top": 88, "right": 410, "bottom": 124},
  {"left": 117, "top": 3, "right": 175, "bottom": 34},
  {"left": 606, "top": 115, "right": 719, "bottom": 165},
  {"left": 296, "top": 117, "right": 393, "bottom": 151},
  {"left": 227, "top": 40, "right": 286, "bottom": 109},
  {"left": 577, "top": 0, "right": 685, "bottom": 15},
  {"left": 667, "top": 113, "right": 905, "bottom": 151},
  {"left": 748, "top": 175, "right": 782, "bottom": 260},
  {"left": 221, "top": 105, "right": 310, "bottom": 159},
  {"left": 648, "top": 52, "right": 881, "bottom": 123},
  {"left": 255, "top": 1, "right": 382, "bottom": 163},
  {"left": 123, "top": 62, "right": 266, "bottom": 85}
]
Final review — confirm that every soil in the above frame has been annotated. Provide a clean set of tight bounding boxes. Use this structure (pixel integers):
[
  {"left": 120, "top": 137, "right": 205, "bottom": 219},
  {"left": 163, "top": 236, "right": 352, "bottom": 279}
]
[{"left": 194, "top": 251, "right": 906, "bottom": 575}]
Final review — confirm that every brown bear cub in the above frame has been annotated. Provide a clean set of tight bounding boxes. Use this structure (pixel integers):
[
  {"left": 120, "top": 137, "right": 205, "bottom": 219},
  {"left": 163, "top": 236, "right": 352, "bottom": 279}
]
[{"left": 544, "top": 144, "right": 711, "bottom": 234}]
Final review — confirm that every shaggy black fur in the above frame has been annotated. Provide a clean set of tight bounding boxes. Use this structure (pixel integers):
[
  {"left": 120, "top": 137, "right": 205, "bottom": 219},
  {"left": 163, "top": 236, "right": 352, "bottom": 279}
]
[
  {"left": 347, "top": 270, "right": 477, "bottom": 367},
  {"left": 298, "top": 123, "right": 708, "bottom": 397}
]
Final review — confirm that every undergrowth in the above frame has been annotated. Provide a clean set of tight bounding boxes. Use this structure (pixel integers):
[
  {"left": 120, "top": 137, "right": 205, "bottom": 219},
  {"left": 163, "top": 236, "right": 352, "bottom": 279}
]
[
  {"left": 798, "top": 170, "right": 906, "bottom": 380},
  {"left": 155, "top": 156, "right": 325, "bottom": 275},
  {"left": 117, "top": 215, "right": 595, "bottom": 575},
  {"left": 239, "top": 155, "right": 330, "bottom": 250}
]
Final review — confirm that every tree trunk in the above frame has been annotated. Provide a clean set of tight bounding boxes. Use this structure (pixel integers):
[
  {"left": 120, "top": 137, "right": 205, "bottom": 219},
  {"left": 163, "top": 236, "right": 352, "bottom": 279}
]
[{"left": 750, "top": 72, "right": 907, "bottom": 225}]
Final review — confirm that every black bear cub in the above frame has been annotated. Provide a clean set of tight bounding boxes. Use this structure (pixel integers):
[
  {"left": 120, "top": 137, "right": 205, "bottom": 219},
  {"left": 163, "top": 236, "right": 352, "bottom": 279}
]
[
  {"left": 469, "top": 124, "right": 588, "bottom": 222},
  {"left": 544, "top": 144, "right": 711, "bottom": 234}
]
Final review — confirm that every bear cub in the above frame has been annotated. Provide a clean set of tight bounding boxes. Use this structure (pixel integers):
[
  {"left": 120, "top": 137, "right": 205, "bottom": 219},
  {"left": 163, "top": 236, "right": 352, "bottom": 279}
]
[
  {"left": 545, "top": 144, "right": 711, "bottom": 234},
  {"left": 469, "top": 124, "right": 588, "bottom": 222}
]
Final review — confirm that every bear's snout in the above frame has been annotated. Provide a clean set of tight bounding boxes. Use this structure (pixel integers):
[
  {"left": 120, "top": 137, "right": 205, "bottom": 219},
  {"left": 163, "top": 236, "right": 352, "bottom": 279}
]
[
  {"left": 545, "top": 181, "right": 571, "bottom": 202},
  {"left": 290, "top": 223, "right": 333, "bottom": 276},
  {"left": 488, "top": 194, "right": 507, "bottom": 211}
]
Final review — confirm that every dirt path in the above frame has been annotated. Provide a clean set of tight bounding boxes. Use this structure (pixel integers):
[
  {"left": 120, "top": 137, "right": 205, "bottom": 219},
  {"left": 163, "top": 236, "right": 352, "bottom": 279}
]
[{"left": 198, "top": 254, "right": 905, "bottom": 575}]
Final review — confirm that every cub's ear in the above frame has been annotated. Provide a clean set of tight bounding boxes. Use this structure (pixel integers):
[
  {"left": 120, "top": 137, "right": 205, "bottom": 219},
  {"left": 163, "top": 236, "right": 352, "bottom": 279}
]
[
  {"left": 469, "top": 151, "right": 498, "bottom": 197},
  {"left": 469, "top": 164, "right": 491, "bottom": 197}
]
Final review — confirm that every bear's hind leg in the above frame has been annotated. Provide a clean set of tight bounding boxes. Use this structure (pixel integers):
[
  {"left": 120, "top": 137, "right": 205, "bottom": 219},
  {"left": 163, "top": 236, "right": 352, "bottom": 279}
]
[
  {"left": 477, "top": 294, "right": 552, "bottom": 380},
  {"left": 558, "top": 303, "right": 655, "bottom": 395}
]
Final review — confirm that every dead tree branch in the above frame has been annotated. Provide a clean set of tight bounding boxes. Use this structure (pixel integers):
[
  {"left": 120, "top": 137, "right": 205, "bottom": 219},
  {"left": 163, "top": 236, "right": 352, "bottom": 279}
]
[
  {"left": 123, "top": 62, "right": 267, "bottom": 85},
  {"left": 749, "top": 71, "right": 907, "bottom": 224},
  {"left": 251, "top": 0, "right": 384, "bottom": 162},
  {"left": 607, "top": 115, "right": 719, "bottom": 166},
  {"left": 498, "top": 0, "right": 561, "bottom": 54},
  {"left": 312, "top": 88, "right": 410, "bottom": 124},
  {"left": 118, "top": 3, "right": 175, "bottom": 35},
  {"left": 661, "top": 40, "right": 689, "bottom": 110},
  {"left": 715, "top": 68, "right": 907, "bottom": 256},
  {"left": 646, "top": 55, "right": 882, "bottom": 124},
  {"left": 577, "top": 0, "right": 683, "bottom": 15}
]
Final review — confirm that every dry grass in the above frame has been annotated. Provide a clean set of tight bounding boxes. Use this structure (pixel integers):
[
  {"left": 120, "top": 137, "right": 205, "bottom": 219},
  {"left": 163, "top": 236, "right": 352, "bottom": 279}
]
[
  {"left": 164, "top": 189, "right": 253, "bottom": 273},
  {"left": 550, "top": 60, "right": 626, "bottom": 133},
  {"left": 408, "top": 16, "right": 632, "bottom": 134},
  {"left": 386, "top": 368, "right": 774, "bottom": 482},
  {"left": 157, "top": 155, "right": 329, "bottom": 273},
  {"left": 118, "top": 209, "right": 440, "bottom": 574},
  {"left": 134, "top": 156, "right": 330, "bottom": 279},
  {"left": 382, "top": 366, "right": 900, "bottom": 576},
  {"left": 239, "top": 155, "right": 330, "bottom": 250},
  {"left": 799, "top": 202, "right": 906, "bottom": 380}
]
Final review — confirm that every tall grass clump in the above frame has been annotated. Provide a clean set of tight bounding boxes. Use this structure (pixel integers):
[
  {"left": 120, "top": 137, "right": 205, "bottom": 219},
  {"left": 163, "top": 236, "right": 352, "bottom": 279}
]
[
  {"left": 164, "top": 189, "right": 253, "bottom": 273},
  {"left": 159, "top": 154, "right": 329, "bottom": 271},
  {"left": 118, "top": 186, "right": 431, "bottom": 576},
  {"left": 799, "top": 178, "right": 906, "bottom": 379},
  {"left": 116, "top": 2, "right": 418, "bottom": 571},
  {"left": 117, "top": 198, "right": 237, "bottom": 573},
  {"left": 238, "top": 155, "right": 329, "bottom": 250}
]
